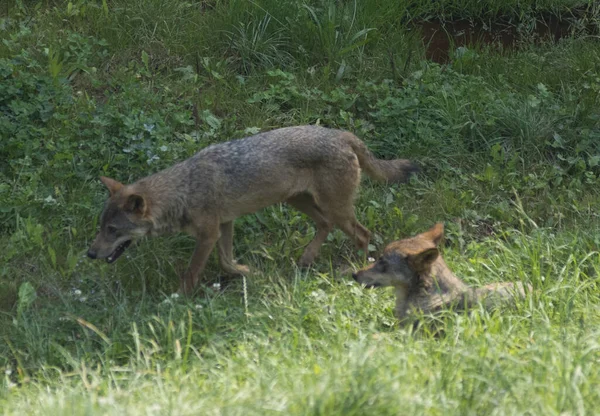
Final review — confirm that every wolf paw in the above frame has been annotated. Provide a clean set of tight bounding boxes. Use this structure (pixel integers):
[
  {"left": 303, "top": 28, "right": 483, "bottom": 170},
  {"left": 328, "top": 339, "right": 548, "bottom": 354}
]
[
  {"left": 298, "top": 254, "right": 316, "bottom": 268},
  {"left": 234, "top": 264, "right": 250, "bottom": 275},
  {"left": 178, "top": 283, "right": 193, "bottom": 297},
  {"left": 222, "top": 262, "right": 250, "bottom": 275},
  {"left": 178, "top": 273, "right": 200, "bottom": 297}
]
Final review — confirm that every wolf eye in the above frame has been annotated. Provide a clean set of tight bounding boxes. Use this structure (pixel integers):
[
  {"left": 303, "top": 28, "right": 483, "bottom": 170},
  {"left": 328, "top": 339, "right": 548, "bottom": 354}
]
[{"left": 107, "top": 225, "right": 118, "bottom": 234}]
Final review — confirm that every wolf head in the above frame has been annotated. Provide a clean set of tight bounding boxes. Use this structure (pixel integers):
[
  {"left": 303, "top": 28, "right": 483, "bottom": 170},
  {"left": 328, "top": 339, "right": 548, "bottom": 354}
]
[
  {"left": 352, "top": 223, "right": 444, "bottom": 288},
  {"left": 87, "top": 177, "right": 152, "bottom": 263}
]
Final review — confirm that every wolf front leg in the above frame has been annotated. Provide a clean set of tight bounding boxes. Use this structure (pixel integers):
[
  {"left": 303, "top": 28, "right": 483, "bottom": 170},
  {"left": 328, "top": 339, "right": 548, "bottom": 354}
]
[
  {"left": 180, "top": 221, "right": 221, "bottom": 296},
  {"left": 217, "top": 221, "right": 250, "bottom": 275}
]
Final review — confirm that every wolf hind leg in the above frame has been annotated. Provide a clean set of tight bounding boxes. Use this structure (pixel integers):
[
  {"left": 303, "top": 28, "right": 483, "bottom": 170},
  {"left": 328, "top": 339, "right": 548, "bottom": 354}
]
[
  {"left": 286, "top": 193, "right": 333, "bottom": 266},
  {"left": 312, "top": 164, "right": 371, "bottom": 258},
  {"left": 473, "top": 281, "right": 530, "bottom": 309}
]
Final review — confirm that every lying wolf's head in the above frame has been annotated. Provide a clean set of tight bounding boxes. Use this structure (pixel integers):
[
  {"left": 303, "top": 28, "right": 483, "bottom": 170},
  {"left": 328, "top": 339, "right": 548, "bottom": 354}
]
[
  {"left": 352, "top": 223, "right": 444, "bottom": 288},
  {"left": 87, "top": 177, "right": 152, "bottom": 263}
]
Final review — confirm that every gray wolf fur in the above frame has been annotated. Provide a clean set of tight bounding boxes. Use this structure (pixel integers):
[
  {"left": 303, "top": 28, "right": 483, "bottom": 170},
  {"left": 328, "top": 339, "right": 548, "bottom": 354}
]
[{"left": 87, "top": 125, "right": 418, "bottom": 294}]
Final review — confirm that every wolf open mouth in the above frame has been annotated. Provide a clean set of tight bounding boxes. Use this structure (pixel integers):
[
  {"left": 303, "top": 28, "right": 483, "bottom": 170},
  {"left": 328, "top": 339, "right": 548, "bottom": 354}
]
[{"left": 106, "top": 240, "right": 132, "bottom": 264}]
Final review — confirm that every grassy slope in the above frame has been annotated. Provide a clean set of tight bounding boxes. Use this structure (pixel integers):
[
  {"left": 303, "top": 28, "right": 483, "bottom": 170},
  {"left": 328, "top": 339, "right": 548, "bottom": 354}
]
[{"left": 1, "top": 0, "right": 600, "bottom": 414}]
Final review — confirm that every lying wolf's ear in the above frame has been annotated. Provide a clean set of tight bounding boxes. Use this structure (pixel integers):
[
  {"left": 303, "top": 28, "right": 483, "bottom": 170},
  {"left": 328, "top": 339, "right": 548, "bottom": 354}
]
[
  {"left": 100, "top": 176, "right": 124, "bottom": 196},
  {"left": 423, "top": 223, "right": 444, "bottom": 246},
  {"left": 408, "top": 248, "right": 439, "bottom": 273},
  {"left": 124, "top": 194, "right": 147, "bottom": 216}
]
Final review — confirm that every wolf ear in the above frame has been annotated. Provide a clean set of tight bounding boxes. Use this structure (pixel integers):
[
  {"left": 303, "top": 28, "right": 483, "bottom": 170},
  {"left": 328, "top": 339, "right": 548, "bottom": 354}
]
[
  {"left": 408, "top": 248, "right": 439, "bottom": 273},
  {"left": 100, "top": 176, "right": 124, "bottom": 196},
  {"left": 124, "top": 194, "right": 147, "bottom": 216},
  {"left": 423, "top": 222, "right": 444, "bottom": 246}
]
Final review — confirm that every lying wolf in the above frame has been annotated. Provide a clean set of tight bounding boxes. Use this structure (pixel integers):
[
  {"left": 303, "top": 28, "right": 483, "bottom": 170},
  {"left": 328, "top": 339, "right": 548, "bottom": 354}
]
[
  {"left": 353, "top": 223, "right": 530, "bottom": 320},
  {"left": 87, "top": 125, "right": 418, "bottom": 295}
]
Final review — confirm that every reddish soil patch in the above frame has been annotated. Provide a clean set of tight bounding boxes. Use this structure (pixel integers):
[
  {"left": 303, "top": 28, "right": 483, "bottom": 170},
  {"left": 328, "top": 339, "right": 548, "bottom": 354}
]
[{"left": 418, "top": 16, "right": 578, "bottom": 63}]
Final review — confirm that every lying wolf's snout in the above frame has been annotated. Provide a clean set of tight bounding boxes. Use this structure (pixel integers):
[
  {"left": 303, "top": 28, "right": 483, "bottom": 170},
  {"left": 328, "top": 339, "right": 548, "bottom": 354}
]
[
  {"left": 87, "top": 249, "right": 97, "bottom": 259},
  {"left": 352, "top": 273, "right": 358, "bottom": 281}
]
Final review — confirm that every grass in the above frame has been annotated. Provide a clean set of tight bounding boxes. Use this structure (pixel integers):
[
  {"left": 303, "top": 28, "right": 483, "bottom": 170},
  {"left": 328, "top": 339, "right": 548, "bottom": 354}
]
[
  {"left": 2, "top": 227, "right": 600, "bottom": 415},
  {"left": 1, "top": 0, "right": 600, "bottom": 414}
]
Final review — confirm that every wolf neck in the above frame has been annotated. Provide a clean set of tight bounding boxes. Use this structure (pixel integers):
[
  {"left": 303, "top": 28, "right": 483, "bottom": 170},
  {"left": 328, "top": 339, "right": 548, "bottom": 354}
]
[
  {"left": 423, "top": 257, "right": 468, "bottom": 294},
  {"left": 395, "top": 257, "right": 469, "bottom": 319},
  {"left": 133, "top": 182, "right": 192, "bottom": 236}
]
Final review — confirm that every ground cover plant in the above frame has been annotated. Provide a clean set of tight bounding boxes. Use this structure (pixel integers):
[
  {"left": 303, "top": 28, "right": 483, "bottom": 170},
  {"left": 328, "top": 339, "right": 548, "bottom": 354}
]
[{"left": 1, "top": 0, "right": 600, "bottom": 414}]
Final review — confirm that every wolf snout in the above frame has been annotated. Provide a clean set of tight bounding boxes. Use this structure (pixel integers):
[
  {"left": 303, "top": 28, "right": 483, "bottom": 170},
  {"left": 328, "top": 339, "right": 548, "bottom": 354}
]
[
  {"left": 87, "top": 249, "right": 97, "bottom": 259},
  {"left": 352, "top": 272, "right": 358, "bottom": 281}
]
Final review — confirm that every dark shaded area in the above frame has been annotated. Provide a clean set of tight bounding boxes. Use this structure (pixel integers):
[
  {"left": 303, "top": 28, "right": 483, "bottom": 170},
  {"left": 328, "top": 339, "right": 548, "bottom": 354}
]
[{"left": 419, "top": 13, "right": 595, "bottom": 63}]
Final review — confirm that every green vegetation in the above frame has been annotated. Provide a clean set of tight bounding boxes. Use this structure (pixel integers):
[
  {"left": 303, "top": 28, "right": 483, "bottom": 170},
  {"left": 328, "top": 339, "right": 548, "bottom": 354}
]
[{"left": 1, "top": 0, "right": 599, "bottom": 414}]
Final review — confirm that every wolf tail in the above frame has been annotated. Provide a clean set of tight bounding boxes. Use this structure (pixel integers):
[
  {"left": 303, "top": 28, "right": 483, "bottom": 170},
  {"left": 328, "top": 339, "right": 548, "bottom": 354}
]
[{"left": 343, "top": 132, "right": 419, "bottom": 183}]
